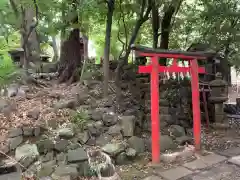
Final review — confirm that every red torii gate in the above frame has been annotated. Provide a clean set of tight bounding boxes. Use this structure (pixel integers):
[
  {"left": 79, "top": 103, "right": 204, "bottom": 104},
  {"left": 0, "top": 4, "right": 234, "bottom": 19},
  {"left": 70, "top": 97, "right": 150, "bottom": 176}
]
[{"left": 131, "top": 45, "right": 211, "bottom": 164}]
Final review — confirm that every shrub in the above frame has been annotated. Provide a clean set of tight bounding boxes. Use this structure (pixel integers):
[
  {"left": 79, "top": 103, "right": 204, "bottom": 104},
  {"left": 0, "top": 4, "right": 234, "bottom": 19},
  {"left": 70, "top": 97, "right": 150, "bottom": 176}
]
[
  {"left": 0, "top": 51, "right": 18, "bottom": 87},
  {"left": 71, "top": 109, "right": 89, "bottom": 131}
]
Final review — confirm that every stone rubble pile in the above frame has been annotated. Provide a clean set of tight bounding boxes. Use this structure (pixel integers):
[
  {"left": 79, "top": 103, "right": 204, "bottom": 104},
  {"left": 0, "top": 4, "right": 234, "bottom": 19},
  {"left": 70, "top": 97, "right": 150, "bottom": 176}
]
[{"left": 0, "top": 69, "right": 195, "bottom": 179}]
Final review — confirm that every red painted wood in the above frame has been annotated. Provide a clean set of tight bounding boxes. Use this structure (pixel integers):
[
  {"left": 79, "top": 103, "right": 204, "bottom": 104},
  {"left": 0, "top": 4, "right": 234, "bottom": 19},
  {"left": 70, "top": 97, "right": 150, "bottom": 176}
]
[
  {"left": 190, "top": 59, "right": 201, "bottom": 150},
  {"left": 137, "top": 51, "right": 205, "bottom": 163},
  {"left": 137, "top": 52, "right": 206, "bottom": 60},
  {"left": 138, "top": 66, "right": 205, "bottom": 74},
  {"left": 150, "top": 56, "right": 160, "bottom": 163}
]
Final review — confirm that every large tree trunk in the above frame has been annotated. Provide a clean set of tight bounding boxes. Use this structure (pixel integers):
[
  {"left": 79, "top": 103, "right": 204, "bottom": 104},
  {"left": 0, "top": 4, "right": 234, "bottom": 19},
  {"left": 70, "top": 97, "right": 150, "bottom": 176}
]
[
  {"left": 103, "top": 0, "right": 115, "bottom": 97},
  {"left": 9, "top": 0, "right": 39, "bottom": 73},
  {"left": 159, "top": 4, "right": 175, "bottom": 65},
  {"left": 159, "top": 0, "right": 183, "bottom": 65},
  {"left": 58, "top": 29, "right": 82, "bottom": 84},
  {"left": 58, "top": 0, "right": 82, "bottom": 84},
  {"left": 152, "top": 0, "right": 159, "bottom": 48},
  {"left": 24, "top": 6, "right": 41, "bottom": 63}
]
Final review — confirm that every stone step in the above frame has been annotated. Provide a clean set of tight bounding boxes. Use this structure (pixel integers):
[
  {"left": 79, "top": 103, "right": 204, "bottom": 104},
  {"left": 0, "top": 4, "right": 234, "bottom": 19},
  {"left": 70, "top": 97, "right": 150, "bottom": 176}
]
[
  {"left": 139, "top": 83, "right": 150, "bottom": 88},
  {"left": 136, "top": 74, "right": 149, "bottom": 78},
  {"left": 145, "top": 99, "right": 170, "bottom": 106},
  {"left": 145, "top": 114, "right": 172, "bottom": 122},
  {"left": 144, "top": 106, "right": 170, "bottom": 114},
  {"left": 136, "top": 77, "right": 149, "bottom": 84}
]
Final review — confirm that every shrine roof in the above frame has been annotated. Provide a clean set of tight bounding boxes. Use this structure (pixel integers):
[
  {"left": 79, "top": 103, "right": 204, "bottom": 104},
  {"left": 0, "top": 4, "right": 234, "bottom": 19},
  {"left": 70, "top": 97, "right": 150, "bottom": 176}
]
[{"left": 131, "top": 45, "right": 216, "bottom": 58}]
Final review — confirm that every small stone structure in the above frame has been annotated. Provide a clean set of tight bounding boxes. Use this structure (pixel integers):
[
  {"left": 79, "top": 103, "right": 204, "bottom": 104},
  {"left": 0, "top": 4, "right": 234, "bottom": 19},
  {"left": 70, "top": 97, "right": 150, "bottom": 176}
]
[
  {"left": 8, "top": 48, "right": 50, "bottom": 66},
  {"left": 209, "top": 72, "right": 228, "bottom": 123}
]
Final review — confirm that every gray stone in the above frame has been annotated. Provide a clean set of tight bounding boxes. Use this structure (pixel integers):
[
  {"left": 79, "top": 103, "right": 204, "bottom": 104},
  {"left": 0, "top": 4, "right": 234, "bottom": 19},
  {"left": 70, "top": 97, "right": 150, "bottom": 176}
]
[
  {"left": 58, "top": 128, "right": 74, "bottom": 139},
  {"left": 175, "top": 136, "right": 193, "bottom": 146},
  {"left": 169, "top": 125, "right": 186, "bottom": 137},
  {"left": 126, "top": 148, "right": 137, "bottom": 157},
  {"left": 57, "top": 153, "right": 66, "bottom": 162},
  {"left": 160, "top": 106, "right": 170, "bottom": 114},
  {"left": 0, "top": 163, "right": 21, "bottom": 180},
  {"left": 38, "top": 161, "right": 55, "bottom": 177},
  {"left": 158, "top": 167, "right": 192, "bottom": 180},
  {"left": 91, "top": 110, "right": 103, "bottom": 121},
  {"left": 127, "top": 136, "right": 145, "bottom": 154},
  {"left": 143, "top": 176, "right": 162, "bottom": 180},
  {"left": 119, "top": 115, "right": 135, "bottom": 137},
  {"left": 46, "top": 119, "right": 58, "bottom": 129},
  {"left": 42, "top": 151, "right": 54, "bottom": 162},
  {"left": 54, "top": 99, "right": 77, "bottom": 110},
  {"left": 107, "top": 124, "right": 122, "bottom": 136},
  {"left": 102, "top": 143, "right": 126, "bottom": 157},
  {"left": 36, "top": 139, "right": 54, "bottom": 154},
  {"left": 39, "top": 177, "right": 52, "bottom": 180},
  {"left": 189, "top": 163, "right": 239, "bottom": 180},
  {"left": 218, "top": 147, "right": 240, "bottom": 157},
  {"left": 94, "top": 120, "right": 104, "bottom": 129},
  {"left": 8, "top": 128, "right": 22, "bottom": 138},
  {"left": 0, "top": 144, "right": 9, "bottom": 155},
  {"left": 77, "top": 161, "right": 91, "bottom": 176},
  {"left": 183, "top": 159, "right": 208, "bottom": 170},
  {"left": 0, "top": 99, "right": 11, "bottom": 115},
  {"left": 160, "top": 114, "right": 172, "bottom": 122},
  {"left": 78, "top": 131, "right": 90, "bottom": 144},
  {"left": 67, "top": 148, "right": 88, "bottom": 163},
  {"left": 23, "top": 127, "right": 34, "bottom": 136},
  {"left": 34, "top": 127, "right": 41, "bottom": 137},
  {"left": 160, "top": 135, "right": 176, "bottom": 152},
  {"left": 228, "top": 155, "right": 240, "bottom": 166},
  {"left": 88, "top": 126, "right": 101, "bottom": 137},
  {"left": 27, "top": 108, "right": 40, "bottom": 120},
  {"left": 15, "top": 144, "right": 39, "bottom": 168},
  {"left": 9, "top": 136, "right": 23, "bottom": 150},
  {"left": 7, "top": 84, "right": 18, "bottom": 97},
  {"left": 116, "top": 152, "right": 130, "bottom": 165},
  {"left": 54, "top": 139, "right": 69, "bottom": 152},
  {"left": 67, "top": 143, "right": 81, "bottom": 150},
  {"left": 145, "top": 135, "right": 177, "bottom": 152},
  {"left": 52, "top": 164, "right": 78, "bottom": 178},
  {"left": 199, "top": 153, "right": 227, "bottom": 166},
  {"left": 16, "top": 87, "right": 26, "bottom": 98},
  {"left": 96, "top": 134, "right": 113, "bottom": 146},
  {"left": 102, "top": 112, "right": 118, "bottom": 126}
]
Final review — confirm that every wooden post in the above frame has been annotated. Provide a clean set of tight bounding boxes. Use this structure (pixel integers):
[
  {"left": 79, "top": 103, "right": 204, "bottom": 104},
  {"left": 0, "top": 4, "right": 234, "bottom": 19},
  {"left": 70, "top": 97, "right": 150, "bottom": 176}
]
[
  {"left": 151, "top": 56, "right": 160, "bottom": 163},
  {"left": 190, "top": 59, "right": 201, "bottom": 150}
]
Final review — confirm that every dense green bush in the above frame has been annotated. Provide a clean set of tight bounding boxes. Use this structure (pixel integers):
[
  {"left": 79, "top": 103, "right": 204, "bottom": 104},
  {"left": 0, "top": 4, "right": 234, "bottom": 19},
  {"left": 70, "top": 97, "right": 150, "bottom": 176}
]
[{"left": 0, "top": 51, "right": 17, "bottom": 87}]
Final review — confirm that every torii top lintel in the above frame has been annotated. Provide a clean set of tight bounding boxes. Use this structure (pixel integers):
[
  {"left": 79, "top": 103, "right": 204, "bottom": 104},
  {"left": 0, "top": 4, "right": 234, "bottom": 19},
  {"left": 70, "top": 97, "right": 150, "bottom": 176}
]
[{"left": 131, "top": 45, "right": 212, "bottom": 74}]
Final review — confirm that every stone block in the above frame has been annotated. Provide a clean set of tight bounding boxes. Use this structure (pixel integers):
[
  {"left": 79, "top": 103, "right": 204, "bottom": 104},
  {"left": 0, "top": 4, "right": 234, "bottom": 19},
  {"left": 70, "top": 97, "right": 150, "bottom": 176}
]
[
  {"left": 159, "top": 106, "right": 169, "bottom": 114},
  {"left": 198, "top": 153, "right": 227, "bottom": 166},
  {"left": 218, "top": 147, "right": 240, "bottom": 157},
  {"left": 183, "top": 159, "right": 208, "bottom": 170},
  {"left": 157, "top": 167, "right": 192, "bottom": 180},
  {"left": 228, "top": 155, "right": 240, "bottom": 166},
  {"left": 160, "top": 114, "right": 172, "bottom": 122},
  {"left": 0, "top": 163, "right": 21, "bottom": 180}
]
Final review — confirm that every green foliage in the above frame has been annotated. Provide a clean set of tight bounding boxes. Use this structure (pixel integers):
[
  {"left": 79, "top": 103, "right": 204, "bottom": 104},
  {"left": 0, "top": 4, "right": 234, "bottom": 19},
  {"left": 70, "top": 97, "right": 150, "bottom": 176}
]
[
  {"left": 0, "top": 34, "right": 20, "bottom": 87},
  {"left": 0, "top": 51, "right": 17, "bottom": 87},
  {"left": 0, "top": 0, "right": 239, "bottom": 70},
  {"left": 71, "top": 109, "right": 89, "bottom": 132}
]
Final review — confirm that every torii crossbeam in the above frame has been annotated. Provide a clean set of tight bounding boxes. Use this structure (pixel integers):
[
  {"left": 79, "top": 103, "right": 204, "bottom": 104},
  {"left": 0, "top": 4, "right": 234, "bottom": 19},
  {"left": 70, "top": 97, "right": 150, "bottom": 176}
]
[{"left": 131, "top": 45, "right": 212, "bottom": 164}]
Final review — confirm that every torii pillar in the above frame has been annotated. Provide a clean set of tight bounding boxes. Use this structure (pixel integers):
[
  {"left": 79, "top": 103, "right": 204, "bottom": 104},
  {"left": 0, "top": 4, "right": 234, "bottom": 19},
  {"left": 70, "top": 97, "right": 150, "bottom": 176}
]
[{"left": 131, "top": 45, "right": 208, "bottom": 163}]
